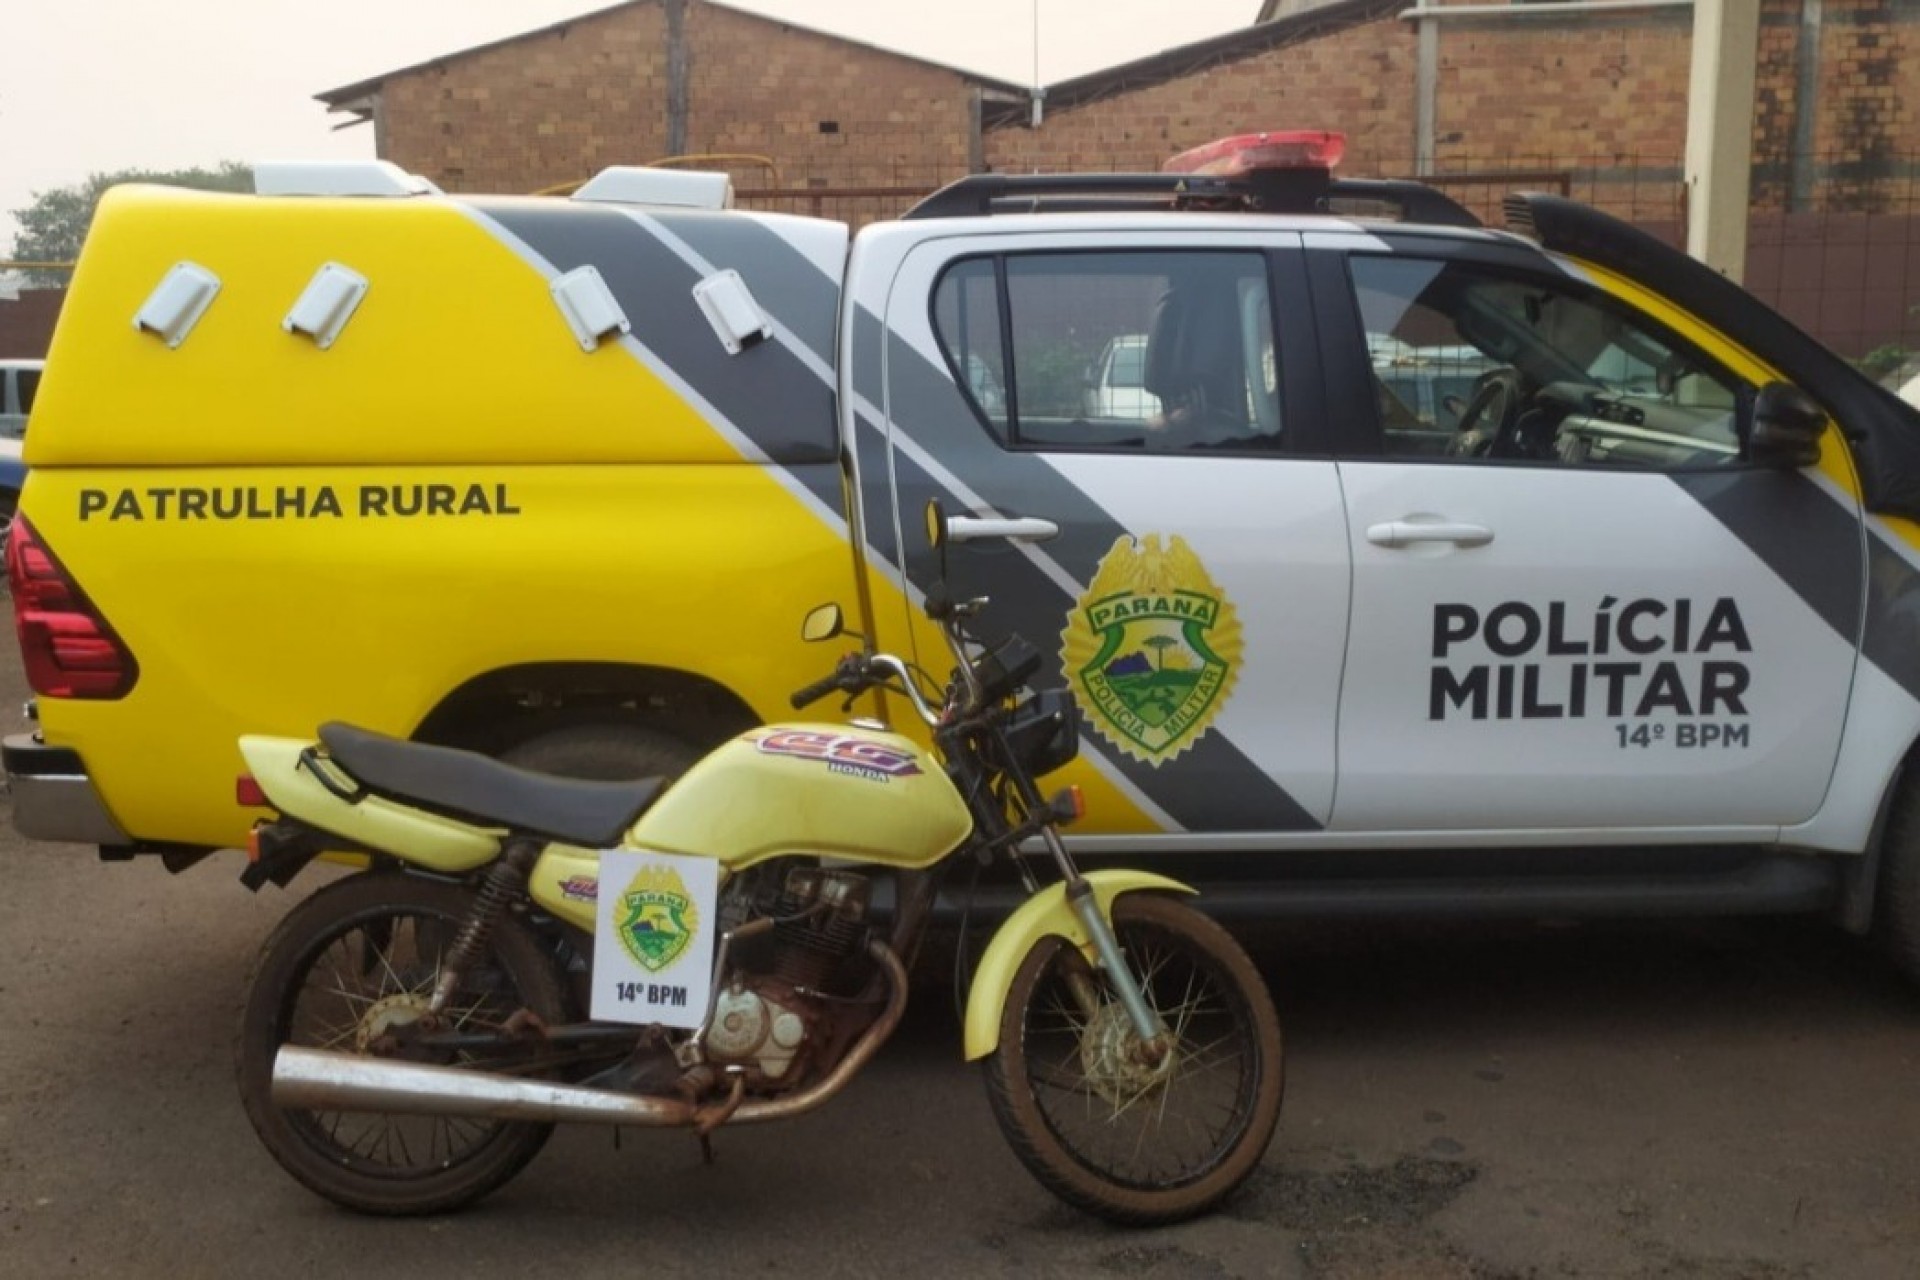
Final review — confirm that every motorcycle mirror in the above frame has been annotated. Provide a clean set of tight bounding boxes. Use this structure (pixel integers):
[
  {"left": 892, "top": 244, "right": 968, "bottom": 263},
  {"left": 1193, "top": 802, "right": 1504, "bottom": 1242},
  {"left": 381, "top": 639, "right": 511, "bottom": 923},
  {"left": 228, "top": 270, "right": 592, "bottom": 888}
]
[{"left": 801, "top": 603, "right": 844, "bottom": 643}]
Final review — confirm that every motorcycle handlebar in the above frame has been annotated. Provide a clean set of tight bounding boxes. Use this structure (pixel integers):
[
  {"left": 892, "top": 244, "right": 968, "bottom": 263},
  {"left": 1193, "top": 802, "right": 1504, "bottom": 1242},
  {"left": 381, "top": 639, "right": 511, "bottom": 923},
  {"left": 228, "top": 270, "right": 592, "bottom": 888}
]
[
  {"left": 789, "top": 653, "right": 943, "bottom": 726},
  {"left": 789, "top": 664, "right": 853, "bottom": 710}
]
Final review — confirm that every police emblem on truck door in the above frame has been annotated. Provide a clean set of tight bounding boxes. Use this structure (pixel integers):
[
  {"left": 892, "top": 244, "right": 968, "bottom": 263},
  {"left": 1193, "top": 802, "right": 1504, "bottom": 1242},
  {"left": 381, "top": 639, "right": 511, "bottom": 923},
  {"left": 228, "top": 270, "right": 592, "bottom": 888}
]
[{"left": 1062, "top": 534, "right": 1243, "bottom": 765}]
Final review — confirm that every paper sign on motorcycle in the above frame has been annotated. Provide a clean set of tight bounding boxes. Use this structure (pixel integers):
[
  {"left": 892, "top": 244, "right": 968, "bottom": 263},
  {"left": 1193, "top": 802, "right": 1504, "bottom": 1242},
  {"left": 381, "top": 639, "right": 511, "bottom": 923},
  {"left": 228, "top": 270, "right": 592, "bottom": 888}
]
[{"left": 590, "top": 850, "right": 719, "bottom": 1026}]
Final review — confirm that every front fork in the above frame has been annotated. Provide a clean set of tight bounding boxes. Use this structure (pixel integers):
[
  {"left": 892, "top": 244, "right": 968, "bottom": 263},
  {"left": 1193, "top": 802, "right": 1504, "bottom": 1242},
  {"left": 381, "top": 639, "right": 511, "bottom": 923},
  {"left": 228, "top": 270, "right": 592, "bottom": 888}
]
[
  {"left": 1040, "top": 826, "right": 1170, "bottom": 1060},
  {"left": 945, "top": 727, "right": 1169, "bottom": 1057}
]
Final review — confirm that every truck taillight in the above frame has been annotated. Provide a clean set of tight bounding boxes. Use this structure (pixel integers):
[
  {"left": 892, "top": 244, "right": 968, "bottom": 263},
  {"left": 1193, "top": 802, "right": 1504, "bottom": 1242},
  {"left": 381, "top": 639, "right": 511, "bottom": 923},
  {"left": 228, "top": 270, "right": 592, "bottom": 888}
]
[{"left": 8, "top": 517, "right": 140, "bottom": 699}]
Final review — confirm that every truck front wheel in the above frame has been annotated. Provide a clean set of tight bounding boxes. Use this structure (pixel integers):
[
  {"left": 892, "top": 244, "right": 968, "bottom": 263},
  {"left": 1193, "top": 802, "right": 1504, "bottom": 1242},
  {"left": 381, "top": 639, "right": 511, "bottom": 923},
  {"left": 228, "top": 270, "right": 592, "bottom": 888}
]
[{"left": 1877, "top": 769, "right": 1920, "bottom": 985}]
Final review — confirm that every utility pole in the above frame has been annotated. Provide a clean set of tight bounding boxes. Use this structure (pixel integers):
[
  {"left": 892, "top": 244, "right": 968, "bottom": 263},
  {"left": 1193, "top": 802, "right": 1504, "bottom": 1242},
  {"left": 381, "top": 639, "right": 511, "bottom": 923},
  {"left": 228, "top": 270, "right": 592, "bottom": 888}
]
[{"left": 1684, "top": 0, "right": 1760, "bottom": 282}]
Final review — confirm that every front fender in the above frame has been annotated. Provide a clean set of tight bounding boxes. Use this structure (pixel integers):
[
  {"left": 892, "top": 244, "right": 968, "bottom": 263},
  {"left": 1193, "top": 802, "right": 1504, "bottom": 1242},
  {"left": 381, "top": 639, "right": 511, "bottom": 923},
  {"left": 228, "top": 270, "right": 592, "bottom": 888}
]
[{"left": 961, "top": 870, "right": 1196, "bottom": 1061}]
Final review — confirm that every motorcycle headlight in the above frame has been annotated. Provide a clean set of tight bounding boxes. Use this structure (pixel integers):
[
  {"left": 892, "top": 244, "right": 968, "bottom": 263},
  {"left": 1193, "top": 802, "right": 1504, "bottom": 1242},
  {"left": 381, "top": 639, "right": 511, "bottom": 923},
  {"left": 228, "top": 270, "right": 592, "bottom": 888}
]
[
  {"left": 1003, "top": 688, "right": 1079, "bottom": 779},
  {"left": 974, "top": 633, "right": 1044, "bottom": 705}
]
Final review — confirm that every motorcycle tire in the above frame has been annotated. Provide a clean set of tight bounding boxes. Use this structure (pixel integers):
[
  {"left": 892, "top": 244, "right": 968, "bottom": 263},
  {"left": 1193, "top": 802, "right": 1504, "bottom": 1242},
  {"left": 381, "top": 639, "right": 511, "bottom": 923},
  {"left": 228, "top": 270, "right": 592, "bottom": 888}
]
[
  {"left": 983, "top": 893, "right": 1284, "bottom": 1226},
  {"left": 236, "top": 872, "right": 569, "bottom": 1215}
]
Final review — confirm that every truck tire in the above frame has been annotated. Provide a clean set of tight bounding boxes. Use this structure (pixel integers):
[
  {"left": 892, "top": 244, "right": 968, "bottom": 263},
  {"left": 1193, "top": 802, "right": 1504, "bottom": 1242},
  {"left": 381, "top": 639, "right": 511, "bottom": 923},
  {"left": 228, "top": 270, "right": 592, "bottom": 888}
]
[
  {"left": 1878, "top": 773, "right": 1920, "bottom": 984},
  {"left": 500, "top": 720, "right": 702, "bottom": 782}
]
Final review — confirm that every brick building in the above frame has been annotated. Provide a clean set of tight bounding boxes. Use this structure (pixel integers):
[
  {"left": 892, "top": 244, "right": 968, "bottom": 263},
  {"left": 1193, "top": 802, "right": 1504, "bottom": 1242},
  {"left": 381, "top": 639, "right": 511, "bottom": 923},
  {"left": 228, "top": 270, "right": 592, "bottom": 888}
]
[
  {"left": 299, "top": 0, "right": 1913, "bottom": 358},
  {"left": 320, "top": 0, "right": 1920, "bottom": 218},
  {"left": 318, "top": 0, "right": 1025, "bottom": 198}
]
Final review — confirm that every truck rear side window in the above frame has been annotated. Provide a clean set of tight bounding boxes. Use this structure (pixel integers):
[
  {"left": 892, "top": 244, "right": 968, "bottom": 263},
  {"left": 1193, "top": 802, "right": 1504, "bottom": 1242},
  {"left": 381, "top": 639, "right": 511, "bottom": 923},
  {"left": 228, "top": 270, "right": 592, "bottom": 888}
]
[{"left": 931, "top": 251, "right": 1281, "bottom": 454}]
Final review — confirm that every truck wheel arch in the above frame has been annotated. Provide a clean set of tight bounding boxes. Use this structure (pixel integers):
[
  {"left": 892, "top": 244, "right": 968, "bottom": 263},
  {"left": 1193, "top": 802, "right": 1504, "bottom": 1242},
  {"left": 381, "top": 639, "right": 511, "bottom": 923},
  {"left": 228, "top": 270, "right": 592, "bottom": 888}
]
[{"left": 410, "top": 662, "right": 758, "bottom": 763}]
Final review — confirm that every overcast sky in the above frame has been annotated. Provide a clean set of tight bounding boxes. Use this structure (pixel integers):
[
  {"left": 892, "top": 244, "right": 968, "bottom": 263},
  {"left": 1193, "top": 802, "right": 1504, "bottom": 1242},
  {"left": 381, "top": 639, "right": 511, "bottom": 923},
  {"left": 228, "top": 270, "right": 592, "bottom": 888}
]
[{"left": 3, "top": 0, "right": 1262, "bottom": 254}]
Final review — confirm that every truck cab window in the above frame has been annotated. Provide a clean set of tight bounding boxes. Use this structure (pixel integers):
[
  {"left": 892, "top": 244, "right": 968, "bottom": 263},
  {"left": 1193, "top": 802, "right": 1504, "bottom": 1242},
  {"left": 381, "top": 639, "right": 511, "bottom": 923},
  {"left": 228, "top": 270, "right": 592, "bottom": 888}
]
[
  {"left": 932, "top": 251, "right": 1281, "bottom": 453},
  {"left": 1349, "top": 256, "right": 1748, "bottom": 469}
]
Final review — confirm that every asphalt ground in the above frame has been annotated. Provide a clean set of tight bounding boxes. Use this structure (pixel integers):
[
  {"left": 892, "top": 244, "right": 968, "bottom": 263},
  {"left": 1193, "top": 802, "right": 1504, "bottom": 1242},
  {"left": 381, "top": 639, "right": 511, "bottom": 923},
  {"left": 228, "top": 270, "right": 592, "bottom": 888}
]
[{"left": 3, "top": 638, "right": 1919, "bottom": 1278}]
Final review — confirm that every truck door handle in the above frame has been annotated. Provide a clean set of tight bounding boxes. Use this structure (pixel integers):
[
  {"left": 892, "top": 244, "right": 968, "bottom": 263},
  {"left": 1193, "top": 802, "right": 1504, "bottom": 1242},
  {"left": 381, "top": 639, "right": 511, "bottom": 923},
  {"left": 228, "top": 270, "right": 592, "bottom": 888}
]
[
  {"left": 947, "top": 515, "right": 1060, "bottom": 544},
  {"left": 1365, "top": 520, "right": 1495, "bottom": 549}
]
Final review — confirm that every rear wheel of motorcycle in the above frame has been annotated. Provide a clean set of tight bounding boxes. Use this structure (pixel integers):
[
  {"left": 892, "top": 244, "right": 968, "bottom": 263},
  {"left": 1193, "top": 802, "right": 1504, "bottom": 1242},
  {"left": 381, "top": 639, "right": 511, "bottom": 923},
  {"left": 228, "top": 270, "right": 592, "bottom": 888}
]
[
  {"left": 983, "top": 893, "right": 1284, "bottom": 1226},
  {"left": 236, "top": 872, "right": 569, "bottom": 1215}
]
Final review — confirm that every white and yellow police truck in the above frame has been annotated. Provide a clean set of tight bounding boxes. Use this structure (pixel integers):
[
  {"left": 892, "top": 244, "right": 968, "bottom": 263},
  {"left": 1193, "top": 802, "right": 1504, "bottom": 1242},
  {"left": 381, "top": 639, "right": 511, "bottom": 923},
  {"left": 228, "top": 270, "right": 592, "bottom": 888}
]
[{"left": 13, "top": 133, "right": 1920, "bottom": 980}]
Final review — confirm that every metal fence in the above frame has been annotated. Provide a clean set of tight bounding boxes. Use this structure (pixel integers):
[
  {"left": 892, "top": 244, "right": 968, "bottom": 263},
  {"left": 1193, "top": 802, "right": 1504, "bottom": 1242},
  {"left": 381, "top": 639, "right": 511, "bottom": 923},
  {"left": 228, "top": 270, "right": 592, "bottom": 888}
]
[{"left": 735, "top": 152, "right": 1920, "bottom": 369}]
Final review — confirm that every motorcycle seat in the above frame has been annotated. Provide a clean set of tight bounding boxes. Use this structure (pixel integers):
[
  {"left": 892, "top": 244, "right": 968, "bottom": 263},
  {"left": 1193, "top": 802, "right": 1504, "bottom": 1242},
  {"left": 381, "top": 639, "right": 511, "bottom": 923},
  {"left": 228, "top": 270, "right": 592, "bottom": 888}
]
[{"left": 317, "top": 722, "right": 669, "bottom": 847}]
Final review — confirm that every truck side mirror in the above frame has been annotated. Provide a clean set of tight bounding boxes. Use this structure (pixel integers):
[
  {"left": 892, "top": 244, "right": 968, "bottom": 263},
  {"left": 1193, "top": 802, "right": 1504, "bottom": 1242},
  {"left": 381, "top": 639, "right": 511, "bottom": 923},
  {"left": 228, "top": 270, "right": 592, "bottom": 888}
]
[{"left": 1749, "top": 381, "right": 1827, "bottom": 469}]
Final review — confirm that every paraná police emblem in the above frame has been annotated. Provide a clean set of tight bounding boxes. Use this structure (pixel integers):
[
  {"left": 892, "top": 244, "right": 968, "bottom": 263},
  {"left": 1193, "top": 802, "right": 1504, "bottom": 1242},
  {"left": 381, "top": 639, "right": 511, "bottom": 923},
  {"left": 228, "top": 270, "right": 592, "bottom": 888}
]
[
  {"left": 616, "top": 863, "right": 701, "bottom": 973},
  {"left": 1062, "top": 534, "right": 1242, "bottom": 765}
]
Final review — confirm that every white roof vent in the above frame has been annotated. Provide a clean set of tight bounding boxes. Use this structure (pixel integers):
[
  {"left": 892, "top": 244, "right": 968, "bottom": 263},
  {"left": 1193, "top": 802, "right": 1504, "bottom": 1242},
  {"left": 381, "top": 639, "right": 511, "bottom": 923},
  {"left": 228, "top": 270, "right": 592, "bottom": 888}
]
[
  {"left": 134, "top": 262, "right": 221, "bottom": 348},
  {"left": 572, "top": 167, "right": 733, "bottom": 210},
  {"left": 254, "top": 161, "right": 442, "bottom": 198},
  {"left": 551, "top": 266, "right": 632, "bottom": 352},
  {"left": 282, "top": 263, "right": 369, "bottom": 350}
]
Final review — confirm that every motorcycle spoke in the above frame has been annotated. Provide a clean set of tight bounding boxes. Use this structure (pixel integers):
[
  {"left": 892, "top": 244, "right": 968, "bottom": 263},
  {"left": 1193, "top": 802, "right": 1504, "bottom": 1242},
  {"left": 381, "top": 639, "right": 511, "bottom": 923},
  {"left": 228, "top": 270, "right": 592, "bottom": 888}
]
[
  {"left": 368, "top": 927, "right": 410, "bottom": 995},
  {"left": 1016, "top": 915, "right": 1264, "bottom": 1190}
]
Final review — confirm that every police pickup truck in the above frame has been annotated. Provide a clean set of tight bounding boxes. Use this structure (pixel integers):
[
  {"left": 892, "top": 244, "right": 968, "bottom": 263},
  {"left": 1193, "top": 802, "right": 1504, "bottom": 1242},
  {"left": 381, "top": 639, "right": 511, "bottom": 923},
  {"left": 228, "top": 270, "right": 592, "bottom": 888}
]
[{"left": 12, "top": 132, "right": 1920, "bottom": 982}]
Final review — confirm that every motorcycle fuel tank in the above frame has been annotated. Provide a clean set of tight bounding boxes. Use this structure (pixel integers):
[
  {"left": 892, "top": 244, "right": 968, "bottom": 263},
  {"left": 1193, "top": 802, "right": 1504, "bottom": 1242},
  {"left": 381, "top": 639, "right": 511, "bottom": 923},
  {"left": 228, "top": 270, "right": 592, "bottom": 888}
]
[{"left": 628, "top": 725, "right": 972, "bottom": 870}]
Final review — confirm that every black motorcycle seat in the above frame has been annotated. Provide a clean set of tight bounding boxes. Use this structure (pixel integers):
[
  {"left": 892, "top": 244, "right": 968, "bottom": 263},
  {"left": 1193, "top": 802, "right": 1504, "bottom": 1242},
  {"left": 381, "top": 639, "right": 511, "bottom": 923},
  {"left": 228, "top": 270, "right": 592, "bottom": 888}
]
[{"left": 317, "top": 722, "right": 669, "bottom": 847}]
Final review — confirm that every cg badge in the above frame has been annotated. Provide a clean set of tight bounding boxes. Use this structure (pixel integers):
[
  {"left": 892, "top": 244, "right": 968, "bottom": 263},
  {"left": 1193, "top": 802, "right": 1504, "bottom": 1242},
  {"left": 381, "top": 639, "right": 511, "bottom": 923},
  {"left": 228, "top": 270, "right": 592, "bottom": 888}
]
[{"left": 1062, "top": 534, "right": 1242, "bottom": 765}]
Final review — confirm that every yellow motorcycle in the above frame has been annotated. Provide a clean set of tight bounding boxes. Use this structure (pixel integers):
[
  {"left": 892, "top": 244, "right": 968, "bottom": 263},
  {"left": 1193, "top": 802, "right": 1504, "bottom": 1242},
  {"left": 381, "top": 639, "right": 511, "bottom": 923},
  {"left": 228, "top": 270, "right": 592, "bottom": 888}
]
[{"left": 233, "top": 510, "right": 1283, "bottom": 1224}]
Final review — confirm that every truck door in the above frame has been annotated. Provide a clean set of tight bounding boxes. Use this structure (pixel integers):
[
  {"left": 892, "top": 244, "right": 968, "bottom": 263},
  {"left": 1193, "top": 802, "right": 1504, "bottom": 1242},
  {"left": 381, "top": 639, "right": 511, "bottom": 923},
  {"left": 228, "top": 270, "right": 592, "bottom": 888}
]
[
  {"left": 857, "top": 229, "right": 1350, "bottom": 835},
  {"left": 1318, "top": 246, "right": 1860, "bottom": 831}
]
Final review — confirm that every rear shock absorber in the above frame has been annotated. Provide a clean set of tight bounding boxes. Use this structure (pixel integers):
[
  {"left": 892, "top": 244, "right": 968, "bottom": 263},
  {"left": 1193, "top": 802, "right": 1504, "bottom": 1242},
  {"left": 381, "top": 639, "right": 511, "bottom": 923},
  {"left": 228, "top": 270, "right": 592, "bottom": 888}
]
[{"left": 428, "top": 836, "right": 543, "bottom": 1018}]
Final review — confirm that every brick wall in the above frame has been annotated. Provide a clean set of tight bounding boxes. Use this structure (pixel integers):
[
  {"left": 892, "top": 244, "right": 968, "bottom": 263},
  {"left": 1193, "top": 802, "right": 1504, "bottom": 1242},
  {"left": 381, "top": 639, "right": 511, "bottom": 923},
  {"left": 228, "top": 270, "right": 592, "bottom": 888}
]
[
  {"left": 1429, "top": 10, "right": 1695, "bottom": 172},
  {"left": 680, "top": 4, "right": 979, "bottom": 190},
  {"left": 982, "top": 2, "right": 1920, "bottom": 222},
  {"left": 357, "top": 0, "right": 1920, "bottom": 357},
  {"left": 983, "top": 18, "right": 1417, "bottom": 175},
  {"left": 376, "top": 0, "right": 983, "bottom": 195}
]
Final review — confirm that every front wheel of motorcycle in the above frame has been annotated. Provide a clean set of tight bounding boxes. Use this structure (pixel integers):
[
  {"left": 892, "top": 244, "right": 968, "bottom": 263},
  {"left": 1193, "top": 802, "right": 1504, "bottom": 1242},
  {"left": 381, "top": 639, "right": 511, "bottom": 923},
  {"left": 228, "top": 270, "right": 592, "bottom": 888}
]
[
  {"left": 983, "top": 893, "right": 1284, "bottom": 1226},
  {"left": 236, "top": 872, "right": 569, "bottom": 1215}
]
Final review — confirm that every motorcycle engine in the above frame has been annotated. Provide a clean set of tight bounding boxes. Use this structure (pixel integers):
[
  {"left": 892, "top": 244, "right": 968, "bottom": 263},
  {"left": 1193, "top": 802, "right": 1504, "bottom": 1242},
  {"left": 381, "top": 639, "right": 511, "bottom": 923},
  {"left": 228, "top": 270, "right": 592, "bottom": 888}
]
[{"left": 701, "top": 864, "right": 874, "bottom": 1088}]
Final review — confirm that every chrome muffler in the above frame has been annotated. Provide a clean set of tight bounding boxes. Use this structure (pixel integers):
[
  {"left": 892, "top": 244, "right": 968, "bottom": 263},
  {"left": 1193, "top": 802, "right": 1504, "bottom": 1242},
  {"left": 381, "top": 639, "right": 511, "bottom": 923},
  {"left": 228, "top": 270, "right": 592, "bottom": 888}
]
[
  {"left": 271, "top": 940, "right": 907, "bottom": 1128},
  {"left": 273, "top": 1046, "right": 701, "bottom": 1125}
]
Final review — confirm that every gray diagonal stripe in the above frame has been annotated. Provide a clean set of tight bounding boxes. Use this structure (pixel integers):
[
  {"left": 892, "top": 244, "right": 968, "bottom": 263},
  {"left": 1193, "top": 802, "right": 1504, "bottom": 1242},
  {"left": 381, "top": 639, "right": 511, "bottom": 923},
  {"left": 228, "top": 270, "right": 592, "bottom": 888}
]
[
  {"left": 1863, "top": 532, "right": 1920, "bottom": 702},
  {"left": 477, "top": 200, "right": 1320, "bottom": 830},
  {"left": 879, "top": 434, "right": 1318, "bottom": 832},
  {"left": 643, "top": 210, "right": 843, "bottom": 362},
  {"left": 476, "top": 200, "right": 840, "bottom": 473},
  {"left": 1668, "top": 467, "right": 1876, "bottom": 668},
  {"left": 864, "top": 313, "right": 1322, "bottom": 832}
]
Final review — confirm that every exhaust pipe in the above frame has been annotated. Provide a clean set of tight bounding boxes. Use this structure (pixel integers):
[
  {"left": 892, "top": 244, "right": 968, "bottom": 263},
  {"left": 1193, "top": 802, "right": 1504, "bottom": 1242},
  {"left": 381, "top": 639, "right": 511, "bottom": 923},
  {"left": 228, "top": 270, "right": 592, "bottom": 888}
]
[
  {"left": 273, "top": 1046, "right": 701, "bottom": 1126},
  {"left": 272, "top": 940, "right": 907, "bottom": 1128}
]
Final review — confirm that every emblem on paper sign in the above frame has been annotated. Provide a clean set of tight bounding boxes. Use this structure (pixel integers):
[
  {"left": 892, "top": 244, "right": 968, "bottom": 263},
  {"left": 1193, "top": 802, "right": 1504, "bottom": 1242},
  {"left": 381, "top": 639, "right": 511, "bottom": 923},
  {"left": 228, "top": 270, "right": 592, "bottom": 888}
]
[
  {"left": 1061, "top": 534, "right": 1242, "bottom": 765},
  {"left": 615, "top": 864, "right": 701, "bottom": 973}
]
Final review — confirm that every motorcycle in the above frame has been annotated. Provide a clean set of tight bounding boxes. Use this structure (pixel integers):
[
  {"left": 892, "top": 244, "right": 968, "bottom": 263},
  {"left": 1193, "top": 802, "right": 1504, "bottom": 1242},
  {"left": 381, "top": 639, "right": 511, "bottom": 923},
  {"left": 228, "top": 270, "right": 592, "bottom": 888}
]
[{"left": 233, "top": 505, "right": 1283, "bottom": 1225}]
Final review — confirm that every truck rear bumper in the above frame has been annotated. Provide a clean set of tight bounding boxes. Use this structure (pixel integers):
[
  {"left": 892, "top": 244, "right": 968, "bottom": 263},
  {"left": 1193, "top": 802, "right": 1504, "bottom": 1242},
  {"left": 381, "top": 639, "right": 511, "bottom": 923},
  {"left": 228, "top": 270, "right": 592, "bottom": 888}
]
[{"left": 3, "top": 733, "right": 133, "bottom": 846}]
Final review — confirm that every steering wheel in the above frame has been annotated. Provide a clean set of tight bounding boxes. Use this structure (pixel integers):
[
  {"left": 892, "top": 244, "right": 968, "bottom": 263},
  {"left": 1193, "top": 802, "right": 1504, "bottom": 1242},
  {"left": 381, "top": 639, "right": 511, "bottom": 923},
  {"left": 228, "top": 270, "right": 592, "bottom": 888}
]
[{"left": 1445, "top": 368, "right": 1524, "bottom": 458}]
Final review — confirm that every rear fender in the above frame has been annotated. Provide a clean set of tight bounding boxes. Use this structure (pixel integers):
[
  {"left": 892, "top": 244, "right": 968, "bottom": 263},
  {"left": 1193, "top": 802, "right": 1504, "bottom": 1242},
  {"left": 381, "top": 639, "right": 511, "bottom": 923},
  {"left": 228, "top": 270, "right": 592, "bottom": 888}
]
[
  {"left": 238, "top": 735, "right": 501, "bottom": 874},
  {"left": 961, "top": 870, "right": 1196, "bottom": 1061}
]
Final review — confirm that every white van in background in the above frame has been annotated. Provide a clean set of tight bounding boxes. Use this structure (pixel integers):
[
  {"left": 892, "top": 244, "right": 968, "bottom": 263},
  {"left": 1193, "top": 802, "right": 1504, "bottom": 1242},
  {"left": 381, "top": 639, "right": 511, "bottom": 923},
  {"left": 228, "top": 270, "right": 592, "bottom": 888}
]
[{"left": 0, "top": 359, "right": 44, "bottom": 439}]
